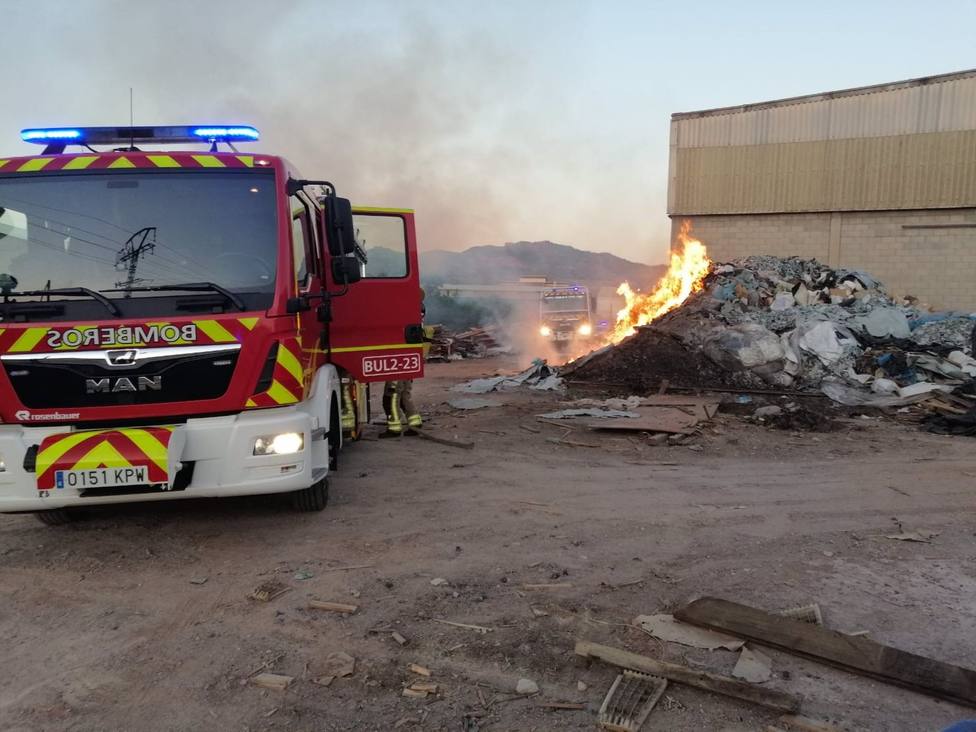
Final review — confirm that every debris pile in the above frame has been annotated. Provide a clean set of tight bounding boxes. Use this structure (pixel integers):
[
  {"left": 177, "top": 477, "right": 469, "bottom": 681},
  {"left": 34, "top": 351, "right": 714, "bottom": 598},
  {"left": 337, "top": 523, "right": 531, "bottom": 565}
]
[
  {"left": 427, "top": 325, "right": 507, "bottom": 361},
  {"left": 454, "top": 359, "right": 563, "bottom": 394},
  {"left": 568, "top": 255, "right": 976, "bottom": 416}
]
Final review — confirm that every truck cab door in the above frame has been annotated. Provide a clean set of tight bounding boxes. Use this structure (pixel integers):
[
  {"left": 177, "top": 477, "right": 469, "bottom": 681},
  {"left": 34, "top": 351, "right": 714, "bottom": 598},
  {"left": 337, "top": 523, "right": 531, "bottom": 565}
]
[{"left": 324, "top": 207, "right": 424, "bottom": 382}]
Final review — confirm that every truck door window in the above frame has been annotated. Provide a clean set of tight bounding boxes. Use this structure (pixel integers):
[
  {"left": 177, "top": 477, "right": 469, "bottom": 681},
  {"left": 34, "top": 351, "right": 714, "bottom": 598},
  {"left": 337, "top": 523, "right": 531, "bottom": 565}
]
[
  {"left": 353, "top": 214, "right": 408, "bottom": 279},
  {"left": 290, "top": 202, "right": 310, "bottom": 288}
]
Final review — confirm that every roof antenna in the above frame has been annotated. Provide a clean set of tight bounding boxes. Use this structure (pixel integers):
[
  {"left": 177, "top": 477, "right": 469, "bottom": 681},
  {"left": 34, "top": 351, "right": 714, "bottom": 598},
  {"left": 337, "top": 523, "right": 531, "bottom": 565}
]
[{"left": 129, "top": 88, "right": 135, "bottom": 151}]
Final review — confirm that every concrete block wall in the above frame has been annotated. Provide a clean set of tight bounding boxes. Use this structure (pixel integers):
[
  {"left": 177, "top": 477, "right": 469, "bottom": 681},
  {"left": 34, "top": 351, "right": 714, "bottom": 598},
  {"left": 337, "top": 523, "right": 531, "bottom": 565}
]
[{"left": 673, "top": 209, "right": 976, "bottom": 310}]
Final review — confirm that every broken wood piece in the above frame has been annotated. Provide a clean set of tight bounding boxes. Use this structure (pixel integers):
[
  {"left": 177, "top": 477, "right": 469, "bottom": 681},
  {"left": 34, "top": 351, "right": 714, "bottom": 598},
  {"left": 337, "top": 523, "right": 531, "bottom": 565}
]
[
  {"left": 675, "top": 597, "right": 976, "bottom": 706},
  {"left": 546, "top": 436, "right": 600, "bottom": 448},
  {"left": 540, "top": 702, "right": 586, "bottom": 710},
  {"left": 249, "top": 580, "right": 291, "bottom": 602},
  {"left": 409, "top": 681, "right": 438, "bottom": 693},
  {"left": 308, "top": 600, "right": 359, "bottom": 614},
  {"left": 597, "top": 670, "right": 667, "bottom": 731},
  {"left": 519, "top": 423, "right": 542, "bottom": 434},
  {"left": 409, "top": 663, "right": 431, "bottom": 677},
  {"left": 575, "top": 640, "right": 800, "bottom": 713},
  {"left": 402, "top": 687, "right": 428, "bottom": 699},
  {"left": 522, "top": 583, "right": 573, "bottom": 591},
  {"left": 251, "top": 673, "right": 293, "bottom": 691},
  {"left": 416, "top": 430, "right": 475, "bottom": 449},
  {"left": 778, "top": 603, "right": 823, "bottom": 625},
  {"left": 391, "top": 631, "right": 409, "bottom": 646},
  {"left": 321, "top": 563, "right": 375, "bottom": 572},
  {"left": 432, "top": 618, "right": 494, "bottom": 633}
]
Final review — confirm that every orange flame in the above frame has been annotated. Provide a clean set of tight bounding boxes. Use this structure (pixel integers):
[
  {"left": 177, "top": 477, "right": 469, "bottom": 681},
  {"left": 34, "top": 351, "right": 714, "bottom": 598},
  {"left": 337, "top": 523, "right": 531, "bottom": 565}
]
[{"left": 607, "top": 221, "right": 711, "bottom": 344}]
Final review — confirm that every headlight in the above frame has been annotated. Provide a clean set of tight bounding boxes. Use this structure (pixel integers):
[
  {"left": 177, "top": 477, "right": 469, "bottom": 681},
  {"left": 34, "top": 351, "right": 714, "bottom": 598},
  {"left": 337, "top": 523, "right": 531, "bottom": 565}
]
[
  {"left": 578, "top": 323, "right": 593, "bottom": 336},
  {"left": 253, "top": 432, "right": 305, "bottom": 456},
  {"left": 539, "top": 326, "right": 552, "bottom": 337},
  {"left": 0, "top": 457, "right": 5, "bottom": 472}
]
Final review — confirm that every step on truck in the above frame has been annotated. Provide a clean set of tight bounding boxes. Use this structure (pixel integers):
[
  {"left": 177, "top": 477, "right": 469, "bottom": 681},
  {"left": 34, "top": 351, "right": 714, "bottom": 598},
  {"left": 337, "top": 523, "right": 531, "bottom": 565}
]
[{"left": 0, "top": 124, "right": 425, "bottom": 523}]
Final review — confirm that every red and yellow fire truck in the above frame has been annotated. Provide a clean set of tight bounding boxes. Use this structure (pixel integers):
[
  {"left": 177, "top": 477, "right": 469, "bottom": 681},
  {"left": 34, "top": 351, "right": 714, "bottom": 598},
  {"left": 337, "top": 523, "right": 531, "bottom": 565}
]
[{"left": 0, "top": 125, "right": 424, "bottom": 523}]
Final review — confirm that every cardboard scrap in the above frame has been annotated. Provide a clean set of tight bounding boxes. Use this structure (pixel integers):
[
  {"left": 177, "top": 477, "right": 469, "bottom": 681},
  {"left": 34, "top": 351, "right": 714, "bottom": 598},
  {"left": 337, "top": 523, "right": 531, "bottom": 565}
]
[
  {"left": 635, "top": 613, "right": 745, "bottom": 651},
  {"left": 733, "top": 645, "right": 772, "bottom": 683},
  {"left": 313, "top": 651, "right": 356, "bottom": 686}
]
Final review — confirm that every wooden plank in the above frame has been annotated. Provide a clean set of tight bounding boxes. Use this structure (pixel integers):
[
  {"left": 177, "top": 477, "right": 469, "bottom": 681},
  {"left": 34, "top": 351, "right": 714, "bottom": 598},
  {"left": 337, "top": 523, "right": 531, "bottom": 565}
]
[
  {"left": 589, "top": 412, "right": 697, "bottom": 435},
  {"left": 251, "top": 672, "right": 293, "bottom": 691},
  {"left": 574, "top": 640, "right": 800, "bottom": 713},
  {"left": 308, "top": 600, "right": 359, "bottom": 614},
  {"left": 675, "top": 597, "right": 976, "bottom": 707}
]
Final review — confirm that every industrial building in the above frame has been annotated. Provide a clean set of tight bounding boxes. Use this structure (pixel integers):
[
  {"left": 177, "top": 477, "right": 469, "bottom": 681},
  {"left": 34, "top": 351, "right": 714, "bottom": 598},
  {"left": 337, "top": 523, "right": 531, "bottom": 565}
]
[{"left": 668, "top": 69, "right": 976, "bottom": 309}]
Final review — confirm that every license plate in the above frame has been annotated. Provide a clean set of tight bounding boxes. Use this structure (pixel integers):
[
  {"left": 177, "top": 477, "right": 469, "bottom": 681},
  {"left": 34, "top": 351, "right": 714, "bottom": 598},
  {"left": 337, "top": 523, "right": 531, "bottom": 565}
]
[
  {"left": 55, "top": 466, "right": 150, "bottom": 490},
  {"left": 555, "top": 332, "right": 572, "bottom": 341}
]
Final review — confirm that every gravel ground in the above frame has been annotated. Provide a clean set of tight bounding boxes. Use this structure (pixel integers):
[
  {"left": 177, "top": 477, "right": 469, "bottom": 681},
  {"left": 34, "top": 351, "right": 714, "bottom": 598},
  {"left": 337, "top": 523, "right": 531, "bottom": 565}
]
[{"left": 1, "top": 357, "right": 975, "bottom": 731}]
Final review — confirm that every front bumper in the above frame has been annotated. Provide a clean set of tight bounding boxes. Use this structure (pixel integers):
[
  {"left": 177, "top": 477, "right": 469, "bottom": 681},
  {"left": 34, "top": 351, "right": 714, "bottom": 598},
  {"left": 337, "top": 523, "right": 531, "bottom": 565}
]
[{"left": 0, "top": 405, "right": 327, "bottom": 512}]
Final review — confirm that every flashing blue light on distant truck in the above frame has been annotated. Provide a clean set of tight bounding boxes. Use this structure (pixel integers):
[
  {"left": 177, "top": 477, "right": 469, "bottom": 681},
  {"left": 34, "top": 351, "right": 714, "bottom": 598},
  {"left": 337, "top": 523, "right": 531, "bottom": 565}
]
[{"left": 20, "top": 125, "right": 261, "bottom": 147}]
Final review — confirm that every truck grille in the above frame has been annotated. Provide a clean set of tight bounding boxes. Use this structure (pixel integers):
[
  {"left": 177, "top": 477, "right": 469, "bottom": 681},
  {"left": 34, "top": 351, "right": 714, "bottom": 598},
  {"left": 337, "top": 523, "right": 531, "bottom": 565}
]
[{"left": 2, "top": 345, "right": 240, "bottom": 408}]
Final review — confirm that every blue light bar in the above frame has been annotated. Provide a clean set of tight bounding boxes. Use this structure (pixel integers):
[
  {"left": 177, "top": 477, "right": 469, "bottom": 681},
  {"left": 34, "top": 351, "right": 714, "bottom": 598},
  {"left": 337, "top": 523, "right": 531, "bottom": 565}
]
[
  {"left": 192, "top": 126, "right": 260, "bottom": 141},
  {"left": 19, "top": 124, "right": 260, "bottom": 148},
  {"left": 21, "top": 128, "right": 83, "bottom": 142}
]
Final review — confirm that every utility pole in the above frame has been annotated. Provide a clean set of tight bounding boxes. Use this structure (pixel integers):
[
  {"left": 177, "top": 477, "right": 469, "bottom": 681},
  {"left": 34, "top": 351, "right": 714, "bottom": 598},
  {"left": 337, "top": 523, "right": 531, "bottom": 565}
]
[{"left": 115, "top": 226, "right": 157, "bottom": 296}]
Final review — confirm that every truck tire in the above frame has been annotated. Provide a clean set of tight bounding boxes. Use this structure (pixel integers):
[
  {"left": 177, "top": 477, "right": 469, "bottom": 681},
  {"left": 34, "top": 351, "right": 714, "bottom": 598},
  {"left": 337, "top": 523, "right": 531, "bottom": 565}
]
[
  {"left": 291, "top": 478, "right": 329, "bottom": 512},
  {"left": 34, "top": 508, "right": 76, "bottom": 526}
]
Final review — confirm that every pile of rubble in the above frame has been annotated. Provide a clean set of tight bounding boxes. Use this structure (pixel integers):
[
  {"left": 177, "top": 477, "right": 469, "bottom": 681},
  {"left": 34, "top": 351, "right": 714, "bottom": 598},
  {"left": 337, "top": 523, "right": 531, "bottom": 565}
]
[
  {"left": 568, "top": 255, "right": 976, "bottom": 422},
  {"left": 426, "top": 325, "right": 506, "bottom": 361}
]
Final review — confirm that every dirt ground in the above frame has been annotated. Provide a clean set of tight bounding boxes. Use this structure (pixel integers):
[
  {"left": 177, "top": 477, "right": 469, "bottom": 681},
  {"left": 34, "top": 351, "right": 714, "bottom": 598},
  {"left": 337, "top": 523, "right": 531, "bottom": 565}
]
[{"left": 2, "top": 357, "right": 976, "bottom": 732}]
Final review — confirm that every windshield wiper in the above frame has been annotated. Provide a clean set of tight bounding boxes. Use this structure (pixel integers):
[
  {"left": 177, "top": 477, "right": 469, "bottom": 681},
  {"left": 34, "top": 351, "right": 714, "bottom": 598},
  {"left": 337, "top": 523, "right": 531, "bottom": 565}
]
[
  {"left": 4, "top": 287, "right": 121, "bottom": 317},
  {"left": 102, "top": 282, "right": 247, "bottom": 312}
]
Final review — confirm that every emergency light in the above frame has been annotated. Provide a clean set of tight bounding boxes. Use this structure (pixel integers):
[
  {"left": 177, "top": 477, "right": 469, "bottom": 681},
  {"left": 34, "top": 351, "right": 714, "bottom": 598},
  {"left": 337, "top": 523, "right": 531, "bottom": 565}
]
[{"left": 20, "top": 124, "right": 260, "bottom": 153}]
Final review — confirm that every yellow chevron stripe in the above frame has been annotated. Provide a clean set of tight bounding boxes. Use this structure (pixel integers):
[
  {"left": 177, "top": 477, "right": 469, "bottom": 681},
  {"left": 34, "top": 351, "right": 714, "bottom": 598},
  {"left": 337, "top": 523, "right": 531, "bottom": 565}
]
[
  {"left": 0, "top": 160, "right": 8, "bottom": 169},
  {"left": 276, "top": 344, "right": 304, "bottom": 385},
  {"left": 9, "top": 328, "right": 48, "bottom": 353},
  {"left": 245, "top": 397, "right": 259, "bottom": 408},
  {"left": 194, "top": 319, "right": 237, "bottom": 343},
  {"left": 352, "top": 206, "right": 414, "bottom": 214},
  {"left": 236, "top": 155, "right": 254, "bottom": 167},
  {"left": 327, "top": 343, "right": 424, "bottom": 353},
  {"left": 192, "top": 155, "right": 225, "bottom": 168},
  {"left": 17, "top": 158, "right": 53, "bottom": 172},
  {"left": 73, "top": 440, "right": 131, "bottom": 471},
  {"left": 108, "top": 157, "right": 136, "bottom": 169},
  {"left": 147, "top": 154, "right": 180, "bottom": 168},
  {"left": 62, "top": 156, "right": 98, "bottom": 170},
  {"left": 266, "top": 380, "right": 299, "bottom": 404},
  {"left": 238, "top": 317, "right": 259, "bottom": 330},
  {"left": 36, "top": 432, "right": 95, "bottom": 475},
  {"left": 123, "top": 429, "right": 169, "bottom": 475}
]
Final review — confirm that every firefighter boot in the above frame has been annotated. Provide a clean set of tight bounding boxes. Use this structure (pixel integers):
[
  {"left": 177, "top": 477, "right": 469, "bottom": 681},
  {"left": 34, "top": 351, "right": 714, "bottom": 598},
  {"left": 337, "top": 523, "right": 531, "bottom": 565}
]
[
  {"left": 340, "top": 384, "right": 356, "bottom": 433},
  {"left": 380, "top": 383, "right": 403, "bottom": 438}
]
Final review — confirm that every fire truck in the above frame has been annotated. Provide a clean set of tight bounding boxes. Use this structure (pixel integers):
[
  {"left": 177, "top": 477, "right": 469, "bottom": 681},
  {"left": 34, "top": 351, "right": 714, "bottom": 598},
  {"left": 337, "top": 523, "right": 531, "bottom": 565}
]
[
  {"left": 538, "top": 285, "right": 593, "bottom": 349},
  {"left": 0, "top": 125, "right": 424, "bottom": 524}
]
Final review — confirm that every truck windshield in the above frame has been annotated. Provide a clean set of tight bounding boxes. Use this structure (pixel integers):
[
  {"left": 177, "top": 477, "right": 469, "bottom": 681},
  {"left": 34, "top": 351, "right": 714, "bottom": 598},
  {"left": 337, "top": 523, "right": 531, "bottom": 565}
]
[
  {"left": 0, "top": 170, "right": 277, "bottom": 314},
  {"left": 542, "top": 293, "right": 588, "bottom": 313}
]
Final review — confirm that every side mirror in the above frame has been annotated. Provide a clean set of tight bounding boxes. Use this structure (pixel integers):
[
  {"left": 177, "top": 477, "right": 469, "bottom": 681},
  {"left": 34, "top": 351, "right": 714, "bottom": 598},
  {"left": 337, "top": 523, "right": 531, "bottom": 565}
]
[
  {"left": 332, "top": 256, "right": 362, "bottom": 285},
  {"left": 324, "top": 196, "right": 357, "bottom": 256}
]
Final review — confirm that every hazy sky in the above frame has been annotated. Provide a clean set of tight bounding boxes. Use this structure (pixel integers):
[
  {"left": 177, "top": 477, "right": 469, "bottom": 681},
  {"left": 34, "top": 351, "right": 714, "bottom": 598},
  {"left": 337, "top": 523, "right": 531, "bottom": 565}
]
[{"left": 2, "top": 0, "right": 974, "bottom": 265}]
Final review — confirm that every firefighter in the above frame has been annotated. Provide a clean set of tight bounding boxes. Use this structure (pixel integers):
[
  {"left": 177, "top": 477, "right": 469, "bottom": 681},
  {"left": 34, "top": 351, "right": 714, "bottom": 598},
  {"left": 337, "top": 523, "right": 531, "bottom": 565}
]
[{"left": 381, "top": 289, "right": 427, "bottom": 437}]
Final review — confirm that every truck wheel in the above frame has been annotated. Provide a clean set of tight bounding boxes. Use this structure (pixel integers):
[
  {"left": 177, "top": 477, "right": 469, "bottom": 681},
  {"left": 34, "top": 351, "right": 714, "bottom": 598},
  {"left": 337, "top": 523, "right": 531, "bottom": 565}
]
[
  {"left": 291, "top": 478, "right": 329, "bottom": 512},
  {"left": 34, "top": 508, "right": 76, "bottom": 526}
]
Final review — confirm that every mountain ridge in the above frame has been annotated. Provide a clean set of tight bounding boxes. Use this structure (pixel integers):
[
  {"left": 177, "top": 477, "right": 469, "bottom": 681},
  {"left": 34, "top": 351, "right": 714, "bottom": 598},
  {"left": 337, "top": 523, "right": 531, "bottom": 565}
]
[{"left": 419, "top": 240, "right": 666, "bottom": 287}]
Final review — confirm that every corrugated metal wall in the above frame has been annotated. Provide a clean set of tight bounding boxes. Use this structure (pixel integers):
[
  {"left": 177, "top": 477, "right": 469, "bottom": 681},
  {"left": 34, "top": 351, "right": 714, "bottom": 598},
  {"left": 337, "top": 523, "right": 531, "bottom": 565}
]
[{"left": 669, "top": 71, "right": 976, "bottom": 215}]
